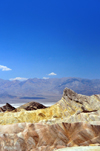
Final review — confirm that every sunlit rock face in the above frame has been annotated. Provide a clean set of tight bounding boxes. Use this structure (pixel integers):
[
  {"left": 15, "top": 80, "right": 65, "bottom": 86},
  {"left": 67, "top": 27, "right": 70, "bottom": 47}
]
[
  {"left": 62, "top": 87, "right": 100, "bottom": 112},
  {"left": 0, "top": 122, "right": 100, "bottom": 150},
  {"left": 1, "top": 87, "right": 100, "bottom": 125},
  {"left": 57, "top": 87, "right": 100, "bottom": 116},
  {"left": 1, "top": 88, "right": 100, "bottom": 150}
]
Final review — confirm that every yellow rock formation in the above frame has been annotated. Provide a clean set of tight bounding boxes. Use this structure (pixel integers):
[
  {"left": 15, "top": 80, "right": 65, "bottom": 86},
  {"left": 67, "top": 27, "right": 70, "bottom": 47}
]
[
  {"left": 0, "top": 103, "right": 64, "bottom": 125},
  {"left": 1, "top": 87, "right": 100, "bottom": 125}
]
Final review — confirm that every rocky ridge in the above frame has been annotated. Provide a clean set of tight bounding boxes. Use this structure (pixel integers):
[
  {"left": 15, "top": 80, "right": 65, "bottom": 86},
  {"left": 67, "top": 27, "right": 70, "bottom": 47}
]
[
  {"left": 0, "top": 87, "right": 100, "bottom": 125},
  {"left": 0, "top": 87, "right": 100, "bottom": 150}
]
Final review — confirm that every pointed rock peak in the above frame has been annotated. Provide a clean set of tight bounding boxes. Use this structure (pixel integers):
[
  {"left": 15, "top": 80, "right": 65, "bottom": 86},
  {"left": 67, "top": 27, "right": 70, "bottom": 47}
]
[
  {"left": 0, "top": 103, "right": 15, "bottom": 112},
  {"left": 63, "top": 87, "right": 78, "bottom": 100}
]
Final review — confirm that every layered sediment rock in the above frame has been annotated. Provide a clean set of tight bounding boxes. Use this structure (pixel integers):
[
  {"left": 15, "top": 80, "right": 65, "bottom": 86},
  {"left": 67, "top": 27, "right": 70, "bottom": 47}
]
[
  {"left": 1, "top": 87, "right": 100, "bottom": 150},
  {"left": 0, "top": 122, "right": 100, "bottom": 150}
]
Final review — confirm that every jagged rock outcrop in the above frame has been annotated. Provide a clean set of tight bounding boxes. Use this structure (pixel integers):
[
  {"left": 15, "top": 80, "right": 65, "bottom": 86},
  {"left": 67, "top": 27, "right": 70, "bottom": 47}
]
[
  {"left": 0, "top": 122, "right": 100, "bottom": 150},
  {"left": 62, "top": 87, "right": 100, "bottom": 112},
  {"left": 55, "top": 87, "right": 100, "bottom": 120},
  {"left": 0, "top": 103, "right": 16, "bottom": 112},
  {"left": 1, "top": 88, "right": 100, "bottom": 150},
  {"left": 1, "top": 87, "right": 100, "bottom": 125}
]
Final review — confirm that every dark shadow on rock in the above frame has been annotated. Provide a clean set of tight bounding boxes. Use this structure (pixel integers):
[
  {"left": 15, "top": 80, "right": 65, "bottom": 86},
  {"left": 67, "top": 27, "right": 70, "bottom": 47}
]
[
  {"left": 0, "top": 103, "right": 16, "bottom": 112},
  {"left": 17, "top": 101, "right": 47, "bottom": 111}
]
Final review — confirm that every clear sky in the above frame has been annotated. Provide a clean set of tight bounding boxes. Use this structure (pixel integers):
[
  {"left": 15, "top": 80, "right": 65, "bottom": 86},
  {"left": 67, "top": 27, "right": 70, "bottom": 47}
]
[{"left": 0, "top": 0, "right": 100, "bottom": 80}]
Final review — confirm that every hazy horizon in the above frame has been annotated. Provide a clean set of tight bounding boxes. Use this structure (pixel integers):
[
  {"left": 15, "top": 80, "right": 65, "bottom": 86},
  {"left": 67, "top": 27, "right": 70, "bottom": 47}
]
[{"left": 1, "top": 76, "right": 100, "bottom": 82}]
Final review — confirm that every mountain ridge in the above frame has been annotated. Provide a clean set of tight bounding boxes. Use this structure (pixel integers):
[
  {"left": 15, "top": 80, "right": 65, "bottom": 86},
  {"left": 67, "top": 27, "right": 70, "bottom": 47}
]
[{"left": 0, "top": 77, "right": 100, "bottom": 103}]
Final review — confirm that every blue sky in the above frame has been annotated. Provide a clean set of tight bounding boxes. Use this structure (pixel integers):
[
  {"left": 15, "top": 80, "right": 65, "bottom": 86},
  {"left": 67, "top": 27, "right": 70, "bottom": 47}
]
[{"left": 0, "top": 0, "right": 100, "bottom": 80}]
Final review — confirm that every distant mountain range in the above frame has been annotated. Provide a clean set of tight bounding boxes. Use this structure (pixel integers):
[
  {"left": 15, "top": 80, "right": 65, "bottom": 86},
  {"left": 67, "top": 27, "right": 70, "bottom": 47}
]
[{"left": 0, "top": 77, "right": 100, "bottom": 104}]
